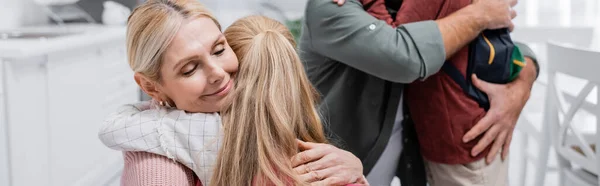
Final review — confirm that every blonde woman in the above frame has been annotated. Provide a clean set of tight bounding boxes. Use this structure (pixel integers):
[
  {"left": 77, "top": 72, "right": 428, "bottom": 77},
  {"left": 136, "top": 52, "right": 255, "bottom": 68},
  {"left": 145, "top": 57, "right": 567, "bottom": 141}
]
[{"left": 98, "top": 0, "right": 367, "bottom": 185}]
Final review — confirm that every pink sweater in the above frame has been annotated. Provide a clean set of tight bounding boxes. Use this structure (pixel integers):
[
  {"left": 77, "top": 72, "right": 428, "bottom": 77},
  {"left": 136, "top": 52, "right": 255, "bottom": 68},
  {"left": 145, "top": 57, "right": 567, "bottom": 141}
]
[
  {"left": 121, "top": 151, "right": 201, "bottom": 186},
  {"left": 120, "top": 152, "right": 283, "bottom": 186}
]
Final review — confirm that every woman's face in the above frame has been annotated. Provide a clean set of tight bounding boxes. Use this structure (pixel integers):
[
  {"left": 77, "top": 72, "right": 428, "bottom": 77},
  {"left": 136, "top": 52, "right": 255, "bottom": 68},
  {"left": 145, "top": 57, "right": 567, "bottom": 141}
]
[{"left": 158, "top": 17, "right": 239, "bottom": 113}]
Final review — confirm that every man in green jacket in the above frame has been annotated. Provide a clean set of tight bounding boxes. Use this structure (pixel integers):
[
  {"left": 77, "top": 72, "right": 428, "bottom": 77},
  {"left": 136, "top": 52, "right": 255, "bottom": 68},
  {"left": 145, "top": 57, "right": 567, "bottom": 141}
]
[{"left": 299, "top": 0, "right": 539, "bottom": 185}]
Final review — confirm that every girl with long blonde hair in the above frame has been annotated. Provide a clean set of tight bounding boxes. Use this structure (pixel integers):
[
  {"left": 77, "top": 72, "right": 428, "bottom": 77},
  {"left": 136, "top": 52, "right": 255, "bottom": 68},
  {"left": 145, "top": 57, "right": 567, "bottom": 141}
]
[
  {"left": 98, "top": 0, "right": 367, "bottom": 185},
  {"left": 212, "top": 15, "right": 328, "bottom": 186}
]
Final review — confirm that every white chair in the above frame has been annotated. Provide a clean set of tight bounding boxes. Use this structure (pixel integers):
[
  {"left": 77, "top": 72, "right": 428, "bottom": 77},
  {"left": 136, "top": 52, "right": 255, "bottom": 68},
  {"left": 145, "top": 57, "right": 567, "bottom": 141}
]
[
  {"left": 512, "top": 27, "right": 595, "bottom": 50},
  {"left": 510, "top": 27, "right": 594, "bottom": 186},
  {"left": 545, "top": 41, "right": 600, "bottom": 186}
]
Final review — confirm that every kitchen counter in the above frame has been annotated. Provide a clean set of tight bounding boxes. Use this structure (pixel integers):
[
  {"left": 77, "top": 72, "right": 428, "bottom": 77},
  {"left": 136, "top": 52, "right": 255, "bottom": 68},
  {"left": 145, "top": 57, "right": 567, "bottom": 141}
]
[
  {"left": 0, "top": 24, "right": 132, "bottom": 186},
  {"left": 0, "top": 24, "right": 126, "bottom": 59}
]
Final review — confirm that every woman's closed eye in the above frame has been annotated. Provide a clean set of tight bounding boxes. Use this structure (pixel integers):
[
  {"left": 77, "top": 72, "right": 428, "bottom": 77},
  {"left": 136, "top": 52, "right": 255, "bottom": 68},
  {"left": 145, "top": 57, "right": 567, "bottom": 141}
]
[
  {"left": 214, "top": 49, "right": 225, "bottom": 55},
  {"left": 214, "top": 44, "right": 225, "bottom": 55},
  {"left": 182, "top": 63, "right": 198, "bottom": 76},
  {"left": 180, "top": 43, "right": 225, "bottom": 76}
]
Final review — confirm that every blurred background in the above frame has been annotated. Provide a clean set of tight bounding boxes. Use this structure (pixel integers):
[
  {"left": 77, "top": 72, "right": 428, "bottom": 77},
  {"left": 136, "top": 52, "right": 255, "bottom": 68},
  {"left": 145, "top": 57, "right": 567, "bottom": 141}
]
[{"left": 0, "top": 0, "right": 599, "bottom": 186}]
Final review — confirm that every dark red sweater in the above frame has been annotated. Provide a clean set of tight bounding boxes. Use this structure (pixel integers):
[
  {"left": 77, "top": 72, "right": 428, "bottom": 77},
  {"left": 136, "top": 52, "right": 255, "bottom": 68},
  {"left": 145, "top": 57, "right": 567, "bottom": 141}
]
[{"left": 361, "top": 0, "right": 490, "bottom": 164}]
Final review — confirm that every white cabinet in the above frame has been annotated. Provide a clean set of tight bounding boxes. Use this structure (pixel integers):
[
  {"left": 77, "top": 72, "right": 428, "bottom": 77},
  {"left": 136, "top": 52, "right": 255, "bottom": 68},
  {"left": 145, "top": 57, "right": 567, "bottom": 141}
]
[
  {"left": 2, "top": 39, "right": 134, "bottom": 186},
  {"left": 0, "top": 59, "right": 9, "bottom": 186},
  {"left": 3, "top": 56, "right": 50, "bottom": 186}
]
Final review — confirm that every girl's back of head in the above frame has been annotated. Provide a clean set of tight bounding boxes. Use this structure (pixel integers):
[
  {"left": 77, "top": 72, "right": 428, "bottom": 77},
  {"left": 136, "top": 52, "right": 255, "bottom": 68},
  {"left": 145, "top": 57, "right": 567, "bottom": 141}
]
[{"left": 211, "top": 15, "right": 327, "bottom": 186}]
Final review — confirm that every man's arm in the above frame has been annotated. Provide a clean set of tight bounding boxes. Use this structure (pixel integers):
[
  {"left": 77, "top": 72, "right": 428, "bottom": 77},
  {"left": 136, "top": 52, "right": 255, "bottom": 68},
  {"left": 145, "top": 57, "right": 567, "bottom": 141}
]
[
  {"left": 515, "top": 41, "right": 540, "bottom": 79},
  {"left": 436, "top": 0, "right": 517, "bottom": 58},
  {"left": 304, "top": 0, "right": 443, "bottom": 83},
  {"left": 304, "top": 0, "right": 514, "bottom": 83}
]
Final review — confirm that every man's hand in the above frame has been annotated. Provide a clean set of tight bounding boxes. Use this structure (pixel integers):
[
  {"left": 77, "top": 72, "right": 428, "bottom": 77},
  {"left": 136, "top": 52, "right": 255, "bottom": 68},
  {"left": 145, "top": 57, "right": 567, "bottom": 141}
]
[
  {"left": 463, "top": 57, "right": 536, "bottom": 164},
  {"left": 291, "top": 140, "right": 366, "bottom": 185},
  {"left": 471, "top": 0, "right": 518, "bottom": 30},
  {"left": 436, "top": 0, "right": 518, "bottom": 59}
]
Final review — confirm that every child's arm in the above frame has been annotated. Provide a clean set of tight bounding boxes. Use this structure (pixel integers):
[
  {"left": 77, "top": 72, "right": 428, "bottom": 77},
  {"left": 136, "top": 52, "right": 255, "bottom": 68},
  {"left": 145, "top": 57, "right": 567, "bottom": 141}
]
[
  {"left": 98, "top": 101, "right": 222, "bottom": 175},
  {"left": 122, "top": 151, "right": 199, "bottom": 186}
]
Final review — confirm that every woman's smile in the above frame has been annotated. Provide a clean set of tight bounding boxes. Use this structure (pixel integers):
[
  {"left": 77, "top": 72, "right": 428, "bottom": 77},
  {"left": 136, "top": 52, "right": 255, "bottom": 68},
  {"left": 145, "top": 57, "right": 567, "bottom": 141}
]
[{"left": 203, "top": 79, "right": 232, "bottom": 97}]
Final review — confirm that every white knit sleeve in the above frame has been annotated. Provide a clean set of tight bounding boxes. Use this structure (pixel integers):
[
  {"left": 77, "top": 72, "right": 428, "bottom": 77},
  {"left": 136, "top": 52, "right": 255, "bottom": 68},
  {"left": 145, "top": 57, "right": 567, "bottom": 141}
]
[{"left": 98, "top": 101, "right": 222, "bottom": 183}]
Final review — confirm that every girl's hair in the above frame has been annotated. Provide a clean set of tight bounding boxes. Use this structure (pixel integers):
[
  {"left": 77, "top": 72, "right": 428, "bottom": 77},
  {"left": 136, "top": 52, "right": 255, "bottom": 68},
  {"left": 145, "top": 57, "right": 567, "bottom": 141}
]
[
  {"left": 126, "top": 0, "right": 219, "bottom": 81},
  {"left": 211, "top": 15, "right": 327, "bottom": 186}
]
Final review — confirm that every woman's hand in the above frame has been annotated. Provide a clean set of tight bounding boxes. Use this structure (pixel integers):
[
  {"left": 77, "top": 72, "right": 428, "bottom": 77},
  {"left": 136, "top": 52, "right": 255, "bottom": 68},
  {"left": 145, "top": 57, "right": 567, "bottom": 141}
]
[{"left": 291, "top": 140, "right": 368, "bottom": 186}]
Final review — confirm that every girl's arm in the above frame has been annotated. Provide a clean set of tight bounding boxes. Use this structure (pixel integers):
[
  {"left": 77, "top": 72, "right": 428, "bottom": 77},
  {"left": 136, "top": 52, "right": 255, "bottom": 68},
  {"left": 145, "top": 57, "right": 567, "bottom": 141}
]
[{"left": 121, "top": 151, "right": 199, "bottom": 186}]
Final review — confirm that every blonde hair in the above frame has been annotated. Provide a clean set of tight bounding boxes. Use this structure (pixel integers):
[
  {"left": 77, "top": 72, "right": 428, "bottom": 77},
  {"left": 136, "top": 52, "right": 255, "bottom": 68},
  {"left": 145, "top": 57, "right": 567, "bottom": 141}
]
[
  {"left": 211, "top": 15, "right": 327, "bottom": 186},
  {"left": 126, "top": 0, "right": 220, "bottom": 81}
]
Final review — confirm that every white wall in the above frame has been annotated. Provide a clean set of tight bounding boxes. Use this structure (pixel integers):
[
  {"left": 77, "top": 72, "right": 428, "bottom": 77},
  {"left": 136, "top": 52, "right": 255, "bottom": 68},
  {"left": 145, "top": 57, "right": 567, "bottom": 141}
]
[
  {"left": 0, "top": 0, "right": 21, "bottom": 29},
  {"left": 199, "top": 0, "right": 307, "bottom": 28},
  {"left": 0, "top": 0, "right": 309, "bottom": 29},
  {"left": 0, "top": 0, "right": 47, "bottom": 29}
]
